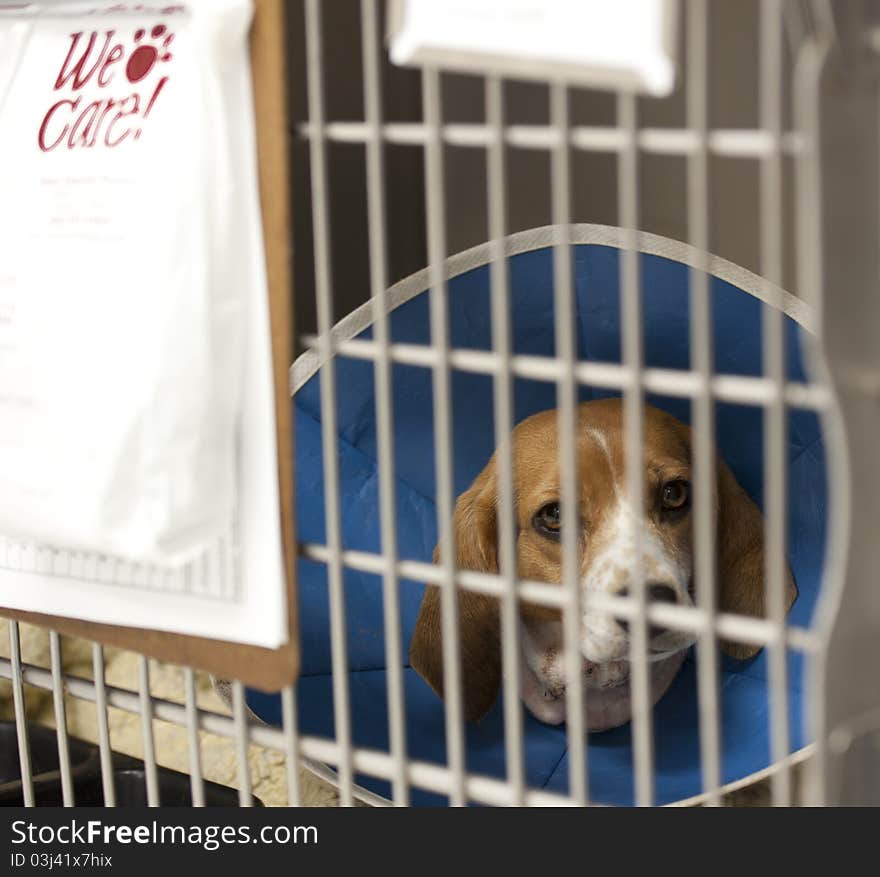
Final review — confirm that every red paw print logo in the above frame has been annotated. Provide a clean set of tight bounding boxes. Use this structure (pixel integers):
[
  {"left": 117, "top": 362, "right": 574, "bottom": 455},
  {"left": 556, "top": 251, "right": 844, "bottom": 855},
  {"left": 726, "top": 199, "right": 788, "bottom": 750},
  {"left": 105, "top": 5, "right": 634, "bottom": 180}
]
[{"left": 126, "top": 24, "right": 175, "bottom": 84}]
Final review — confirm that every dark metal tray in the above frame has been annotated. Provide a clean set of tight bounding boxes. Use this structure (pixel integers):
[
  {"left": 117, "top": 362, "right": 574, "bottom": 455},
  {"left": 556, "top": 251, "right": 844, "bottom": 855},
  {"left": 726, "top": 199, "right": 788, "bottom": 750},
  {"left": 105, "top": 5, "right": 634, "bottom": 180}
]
[{"left": 0, "top": 721, "right": 261, "bottom": 806}]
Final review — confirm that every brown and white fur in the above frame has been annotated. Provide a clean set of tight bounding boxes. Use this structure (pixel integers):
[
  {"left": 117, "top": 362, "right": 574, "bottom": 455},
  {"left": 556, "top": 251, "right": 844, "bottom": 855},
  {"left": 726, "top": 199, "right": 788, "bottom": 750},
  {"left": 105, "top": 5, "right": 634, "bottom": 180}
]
[{"left": 409, "top": 399, "right": 797, "bottom": 731}]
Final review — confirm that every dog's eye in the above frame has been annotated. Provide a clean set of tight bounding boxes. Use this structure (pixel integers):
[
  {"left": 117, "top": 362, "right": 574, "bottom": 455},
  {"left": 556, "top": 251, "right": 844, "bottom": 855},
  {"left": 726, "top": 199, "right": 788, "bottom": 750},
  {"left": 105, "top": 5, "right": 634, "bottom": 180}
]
[
  {"left": 661, "top": 480, "right": 690, "bottom": 511},
  {"left": 533, "top": 502, "right": 561, "bottom": 538}
]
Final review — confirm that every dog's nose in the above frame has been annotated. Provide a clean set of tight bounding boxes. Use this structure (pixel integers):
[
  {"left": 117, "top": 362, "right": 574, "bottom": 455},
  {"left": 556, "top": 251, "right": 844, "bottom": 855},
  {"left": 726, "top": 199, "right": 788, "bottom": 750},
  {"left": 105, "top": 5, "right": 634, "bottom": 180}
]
[{"left": 616, "top": 582, "right": 679, "bottom": 640}]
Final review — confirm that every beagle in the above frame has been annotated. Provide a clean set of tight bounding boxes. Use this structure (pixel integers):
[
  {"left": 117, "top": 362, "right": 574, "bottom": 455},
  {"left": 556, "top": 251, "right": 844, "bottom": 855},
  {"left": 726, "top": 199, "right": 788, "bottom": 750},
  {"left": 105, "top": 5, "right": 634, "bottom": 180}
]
[{"left": 409, "top": 398, "right": 797, "bottom": 731}]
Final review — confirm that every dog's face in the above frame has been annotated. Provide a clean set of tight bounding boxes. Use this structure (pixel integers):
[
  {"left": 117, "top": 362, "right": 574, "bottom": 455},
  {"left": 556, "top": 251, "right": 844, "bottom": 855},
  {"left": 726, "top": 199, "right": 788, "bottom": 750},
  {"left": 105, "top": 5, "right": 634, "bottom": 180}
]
[
  {"left": 410, "top": 398, "right": 798, "bottom": 725},
  {"left": 514, "top": 401, "right": 698, "bottom": 664}
]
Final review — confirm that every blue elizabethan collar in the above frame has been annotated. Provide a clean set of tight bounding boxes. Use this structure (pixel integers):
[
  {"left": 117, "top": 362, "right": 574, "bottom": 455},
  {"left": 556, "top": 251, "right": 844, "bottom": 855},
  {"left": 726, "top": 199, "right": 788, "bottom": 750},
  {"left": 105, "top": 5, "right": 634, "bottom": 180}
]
[{"left": 249, "top": 226, "right": 828, "bottom": 806}]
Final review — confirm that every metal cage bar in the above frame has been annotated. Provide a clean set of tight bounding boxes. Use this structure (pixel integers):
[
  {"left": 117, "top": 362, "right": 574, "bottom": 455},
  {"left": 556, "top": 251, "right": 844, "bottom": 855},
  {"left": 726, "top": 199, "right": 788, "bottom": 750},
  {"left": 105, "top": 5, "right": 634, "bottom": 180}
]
[
  {"left": 299, "top": 540, "right": 820, "bottom": 651},
  {"left": 232, "top": 680, "right": 254, "bottom": 807},
  {"left": 48, "top": 632, "right": 75, "bottom": 807},
  {"left": 422, "top": 65, "right": 469, "bottom": 807},
  {"left": 486, "top": 73, "right": 527, "bottom": 805},
  {"left": 361, "top": 0, "right": 410, "bottom": 807},
  {"left": 281, "top": 685, "right": 303, "bottom": 806},
  {"left": 300, "top": 122, "right": 805, "bottom": 158},
  {"left": 792, "top": 0, "right": 833, "bottom": 807},
  {"left": 183, "top": 667, "right": 206, "bottom": 808},
  {"left": 687, "top": 0, "right": 723, "bottom": 807},
  {"left": 301, "top": 339, "right": 829, "bottom": 410},
  {"left": 7, "top": 622, "right": 34, "bottom": 807},
  {"left": 760, "top": 0, "right": 793, "bottom": 807},
  {"left": 550, "top": 81, "right": 589, "bottom": 806},
  {"left": 304, "top": 0, "right": 356, "bottom": 807},
  {"left": 617, "top": 88, "right": 655, "bottom": 808},
  {"left": 137, "top": 655, "right": 160, "bottom": 807},
  {"left": 91, "top": 643, "right": 116, "bottom": 807}
]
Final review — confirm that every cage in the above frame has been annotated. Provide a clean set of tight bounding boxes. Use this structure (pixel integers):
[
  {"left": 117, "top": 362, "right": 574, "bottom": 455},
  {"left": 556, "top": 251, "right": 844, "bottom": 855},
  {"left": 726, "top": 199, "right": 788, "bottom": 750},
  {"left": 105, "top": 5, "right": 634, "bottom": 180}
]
[{"left": 1, "top": 0, "right": 879, "bottom": 809}]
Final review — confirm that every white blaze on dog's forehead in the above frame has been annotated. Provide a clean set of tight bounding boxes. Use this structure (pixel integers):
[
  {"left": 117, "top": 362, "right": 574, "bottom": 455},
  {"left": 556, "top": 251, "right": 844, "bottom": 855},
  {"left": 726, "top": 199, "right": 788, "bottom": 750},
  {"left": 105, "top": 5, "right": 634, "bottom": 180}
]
[
  {"left": 586, "top": 425, "right": 623, "bottom": 499},
  {"left": 585, "top": 426, "right": 611, "bottom": 456},
  {"left": 586, "top": 426, "right": 613, "bottom": 466}
]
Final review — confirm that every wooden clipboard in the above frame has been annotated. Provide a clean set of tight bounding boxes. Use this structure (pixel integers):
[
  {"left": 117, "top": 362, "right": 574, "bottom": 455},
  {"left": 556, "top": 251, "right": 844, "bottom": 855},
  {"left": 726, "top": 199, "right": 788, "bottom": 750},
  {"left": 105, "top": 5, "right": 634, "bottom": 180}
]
[{"left": 0, "top": 0, "right": 299, "bottom": 693}]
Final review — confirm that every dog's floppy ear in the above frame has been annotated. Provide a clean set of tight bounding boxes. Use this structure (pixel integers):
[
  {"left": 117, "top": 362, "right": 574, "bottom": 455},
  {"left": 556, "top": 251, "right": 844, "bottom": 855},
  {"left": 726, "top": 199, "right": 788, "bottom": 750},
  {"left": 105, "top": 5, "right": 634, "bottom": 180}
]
[
  {"left": 716, "top": 457, "right": 798, "bottom": 659},
  {"left": 409, "top": 457, "right": 502, "bottom": 722}
]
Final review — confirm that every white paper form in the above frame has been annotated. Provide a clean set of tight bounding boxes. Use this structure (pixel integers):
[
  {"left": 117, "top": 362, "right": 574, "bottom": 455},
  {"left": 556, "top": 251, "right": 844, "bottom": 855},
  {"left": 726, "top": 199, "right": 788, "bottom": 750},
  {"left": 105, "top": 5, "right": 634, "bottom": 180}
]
[{"left": 0, "top": 1, "right": 287, "bottom": 649}]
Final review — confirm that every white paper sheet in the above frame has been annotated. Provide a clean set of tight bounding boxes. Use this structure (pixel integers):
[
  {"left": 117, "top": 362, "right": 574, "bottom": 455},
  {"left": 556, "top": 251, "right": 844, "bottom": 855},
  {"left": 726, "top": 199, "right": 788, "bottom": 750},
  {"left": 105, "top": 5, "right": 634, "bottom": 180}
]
[
  {"left": 389, "top": 0, "right": 679, "bottom": 96},
  {"left": 0, "top": 0, "right": 288, "bottom": 649}
]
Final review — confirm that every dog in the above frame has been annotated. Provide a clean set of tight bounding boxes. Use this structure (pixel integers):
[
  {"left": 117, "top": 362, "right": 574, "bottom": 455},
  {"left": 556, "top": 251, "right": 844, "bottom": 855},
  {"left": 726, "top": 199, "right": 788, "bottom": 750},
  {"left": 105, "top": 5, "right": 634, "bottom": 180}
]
[{"left": 409, "top": 398, "right": 797, "bottom": 731}]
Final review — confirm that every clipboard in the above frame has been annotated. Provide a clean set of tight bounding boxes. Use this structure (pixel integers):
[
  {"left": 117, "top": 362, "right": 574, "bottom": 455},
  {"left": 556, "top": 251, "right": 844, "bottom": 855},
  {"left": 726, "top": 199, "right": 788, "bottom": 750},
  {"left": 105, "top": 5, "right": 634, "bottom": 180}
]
[{"left": 0, "top": 0, "right": 298, "bottom": 693}]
